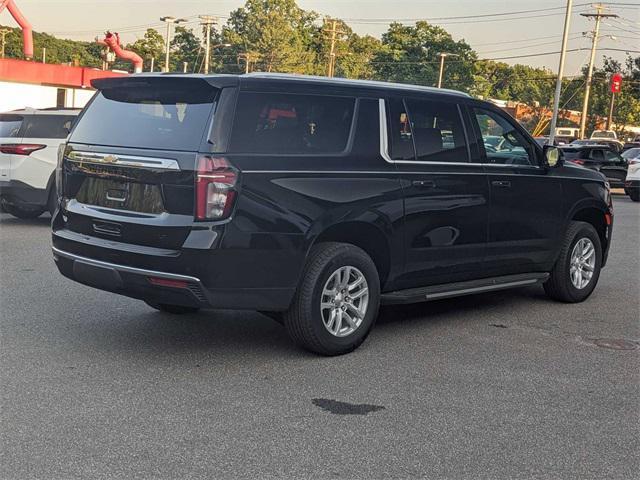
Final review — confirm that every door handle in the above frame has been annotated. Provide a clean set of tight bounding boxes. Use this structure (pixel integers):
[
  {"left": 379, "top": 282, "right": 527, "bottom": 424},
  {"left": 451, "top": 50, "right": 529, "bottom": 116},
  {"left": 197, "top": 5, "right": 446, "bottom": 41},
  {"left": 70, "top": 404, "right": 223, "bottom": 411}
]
[
  {"left": 491, "top": 180, "right": 511, "bottom": 188},
  {"left": 412, "top": 180, "right": 436, "bottom": 189}
]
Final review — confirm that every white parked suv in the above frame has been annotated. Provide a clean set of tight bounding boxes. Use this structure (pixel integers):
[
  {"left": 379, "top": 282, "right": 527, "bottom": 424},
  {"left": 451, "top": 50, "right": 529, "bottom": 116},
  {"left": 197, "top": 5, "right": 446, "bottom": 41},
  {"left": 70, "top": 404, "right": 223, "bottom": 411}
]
[
  {"left": 623, "top": 147, "right": 640, "bottom": 202},
  {"left": 0, "top": 108, "right": 80, "bottom": 218}
]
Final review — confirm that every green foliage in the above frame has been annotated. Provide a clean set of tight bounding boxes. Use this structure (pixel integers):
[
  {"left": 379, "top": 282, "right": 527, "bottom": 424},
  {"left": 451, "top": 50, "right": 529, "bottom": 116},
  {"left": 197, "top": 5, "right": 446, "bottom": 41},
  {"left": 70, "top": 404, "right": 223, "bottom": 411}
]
[
  {"left": 223, "top": 0, "right": 318, "bottom": 73},
  {"left": 582, "top": 56, "right": 640, "bottom": 135},
  {"left": 127, "top": 28, "right": 165, "bottom": 71},
  {"left": 371, "top": 21, "right": 476, "bottom": 90},
  {"left": 170, "top": 27, "right": 202, "bottom": 73},
  {"left": 1, "top": 24, "right": 101, "bottom": 67}
]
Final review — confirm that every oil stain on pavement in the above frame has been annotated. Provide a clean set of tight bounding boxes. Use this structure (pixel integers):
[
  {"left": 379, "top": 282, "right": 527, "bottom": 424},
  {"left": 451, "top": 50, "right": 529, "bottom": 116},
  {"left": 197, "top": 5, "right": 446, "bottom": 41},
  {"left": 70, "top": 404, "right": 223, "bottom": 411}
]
[{"left": 312, "top": 398, "right": 386, "bottom": 415}]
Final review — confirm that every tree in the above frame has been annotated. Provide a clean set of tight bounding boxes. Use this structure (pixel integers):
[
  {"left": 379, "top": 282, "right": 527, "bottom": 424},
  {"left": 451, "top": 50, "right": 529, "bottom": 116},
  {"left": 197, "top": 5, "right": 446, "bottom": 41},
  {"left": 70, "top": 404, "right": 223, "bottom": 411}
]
[
  {"left": 371, "top": 21, "right": 476, "bottom": 91},
  {"left": 127, "top": 28, "right": 164, "bottom": 72},
  {"left": 170, "top": 26, "right": 202, "bottom": 73},
  {"left": 1, "top": 24, "right": 101, "bottom": 67},
  {"left": 223, "top": 0, "right": 318, "bottom": 73},
  {"left": 582, "top": 56, "right": 640, "bottom": 137},
  {"left": 309, "top": 18, "right": 382, "bottom": 79}
]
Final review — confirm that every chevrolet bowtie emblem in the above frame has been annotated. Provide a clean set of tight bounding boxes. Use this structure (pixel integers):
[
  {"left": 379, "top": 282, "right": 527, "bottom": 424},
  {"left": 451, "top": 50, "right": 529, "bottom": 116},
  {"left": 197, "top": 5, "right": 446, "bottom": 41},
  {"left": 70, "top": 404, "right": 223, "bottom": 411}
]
[{"left": 103, "top": 155, "right": 119, "bottom": 164}]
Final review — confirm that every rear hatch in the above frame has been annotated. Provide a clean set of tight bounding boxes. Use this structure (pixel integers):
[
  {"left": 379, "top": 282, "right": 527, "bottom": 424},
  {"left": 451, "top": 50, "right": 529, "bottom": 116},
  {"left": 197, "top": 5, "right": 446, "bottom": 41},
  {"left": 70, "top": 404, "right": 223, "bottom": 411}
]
[{"left": 60, "top": 77, "right": 219, "bottom": 250}]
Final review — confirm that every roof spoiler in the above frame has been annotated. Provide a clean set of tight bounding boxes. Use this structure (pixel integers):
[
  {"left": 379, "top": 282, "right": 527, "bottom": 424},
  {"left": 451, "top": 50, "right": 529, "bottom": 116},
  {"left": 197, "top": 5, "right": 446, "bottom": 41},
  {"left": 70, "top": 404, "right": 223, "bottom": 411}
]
[{"left": 91, "top": 74, "right": 239, "bottom": 91}]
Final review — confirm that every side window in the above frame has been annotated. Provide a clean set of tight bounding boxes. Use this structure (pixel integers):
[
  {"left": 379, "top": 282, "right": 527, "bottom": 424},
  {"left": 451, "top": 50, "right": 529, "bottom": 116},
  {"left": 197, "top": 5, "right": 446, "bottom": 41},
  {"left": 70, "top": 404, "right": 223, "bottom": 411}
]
[
  {"left": 604, "top": 150, "right": 620, "bottom": 162},
  {"left": 590, "top": 149, "right": 604, "bottom": 161},
  {"left": 405, "top": 98, "right": 468, "bottom": 162},
  {"left": 473, "top": 108, "right": 537, "bottom": 166},
  {"left": 386, "top": 98, "right": 414, "bottom": 160},
  {"left": 0, "top": 114, "right": 23, "bottom": 138},
  {"left": 229, "top": 92, "right": 355, "bottom": 154},
  {"left": 22, "top": 115, "right": 76, "bottom": 139}
]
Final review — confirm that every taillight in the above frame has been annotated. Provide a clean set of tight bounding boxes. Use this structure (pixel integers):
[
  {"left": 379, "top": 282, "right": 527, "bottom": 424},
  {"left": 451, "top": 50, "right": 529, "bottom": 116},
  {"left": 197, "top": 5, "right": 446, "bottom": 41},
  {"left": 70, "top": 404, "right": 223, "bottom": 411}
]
[
  {"left": 195, "top": 155, "right": 238, "bottom": 221},
  {"left": 0, "top": 144, "right": 47, "bottom": 155},
  {"left": 56, "top": 143, "right": 67, "bottom": 202}
]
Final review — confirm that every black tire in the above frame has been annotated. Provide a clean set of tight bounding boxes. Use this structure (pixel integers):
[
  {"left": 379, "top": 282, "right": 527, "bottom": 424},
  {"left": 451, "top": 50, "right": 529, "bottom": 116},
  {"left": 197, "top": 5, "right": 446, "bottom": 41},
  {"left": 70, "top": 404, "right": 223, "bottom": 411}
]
[
  {"left": 144, "top": 301, "right": 200, "bottom": 314},
  {"left": 284, "top": 242, "right": 380, "bottom": 356},
  {"left": 630, "top": 191, "right": 640, "bottom": 202},
  {"left": 2, "top": 203, "right": 44, "bottom": 219},
  {"left": 544, "top": 221, "right": 602, "bottom": 303}
]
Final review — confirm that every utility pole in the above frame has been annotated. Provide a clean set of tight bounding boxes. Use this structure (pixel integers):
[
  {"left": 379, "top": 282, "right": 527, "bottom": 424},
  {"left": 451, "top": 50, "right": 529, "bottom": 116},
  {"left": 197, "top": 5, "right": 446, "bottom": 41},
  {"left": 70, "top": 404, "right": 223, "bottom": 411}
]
[
  {"left": 578, "top": 5, "right": 618, "bottom": 139},
  {"left": 323, "top": 19, "right": 344, "bottom": 77},
  {"left": 199, "top": 15, "right": 217, "bottom": 74},
  {"left": 606, "top": 91, "right": 615, "bottom": 130},
  {"left": 436, "top": 53, "right": 458, "bottom": 88},
  {"left": 160, "top": 16, "right": 187, "bottom": 72},
  {"left": 150, "top": 57, "right": 155, "bottom": 72},
  {"left": 0, "top": 28, "right": 10, "bottom": 59},
  {"left": 548, "top": 0, "right": 573, "bottom": 145}
]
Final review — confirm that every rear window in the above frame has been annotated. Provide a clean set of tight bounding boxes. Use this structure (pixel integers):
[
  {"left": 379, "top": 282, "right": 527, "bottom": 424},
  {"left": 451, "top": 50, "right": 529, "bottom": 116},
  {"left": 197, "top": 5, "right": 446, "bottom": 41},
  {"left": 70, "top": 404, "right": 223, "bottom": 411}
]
[
  {"left": 229, "top": 92, "right": 355, "bottom": 154},
  {"left": 0, "top": 114, "right": 23, "bottom": 138},
  {"left": 21, "top": 115, "right": 76, "bottom": 139},
  {"left": 70, "top": 80, "right": 217, "bottom": 151}
]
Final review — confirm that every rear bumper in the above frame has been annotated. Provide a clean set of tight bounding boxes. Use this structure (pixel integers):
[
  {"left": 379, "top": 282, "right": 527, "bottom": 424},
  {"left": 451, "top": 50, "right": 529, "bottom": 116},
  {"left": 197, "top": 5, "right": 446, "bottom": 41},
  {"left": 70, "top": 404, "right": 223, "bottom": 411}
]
[
  {"left": 0, "top": 180, "right": 48, "bottom": 208},
  {"left": 52, "top": 246, "right": 296, "bottom": 311}
]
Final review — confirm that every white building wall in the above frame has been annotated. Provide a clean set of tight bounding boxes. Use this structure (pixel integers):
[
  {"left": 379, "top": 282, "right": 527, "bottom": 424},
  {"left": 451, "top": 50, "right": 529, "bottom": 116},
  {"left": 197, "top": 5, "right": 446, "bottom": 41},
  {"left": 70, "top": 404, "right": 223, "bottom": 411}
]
[{"left": 0, "top": 81, "right": 95, "bottom": 112}]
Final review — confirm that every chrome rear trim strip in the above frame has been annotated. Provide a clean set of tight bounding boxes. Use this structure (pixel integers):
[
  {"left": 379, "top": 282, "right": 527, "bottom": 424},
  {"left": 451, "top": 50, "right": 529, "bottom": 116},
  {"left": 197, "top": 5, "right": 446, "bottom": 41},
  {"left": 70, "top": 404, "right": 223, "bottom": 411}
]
[
  {"left": 66, "top": 151, "right": 180, "bottom": 171},
  {"left": 52, "top": 246, "right": 200, "bottom": 282}
]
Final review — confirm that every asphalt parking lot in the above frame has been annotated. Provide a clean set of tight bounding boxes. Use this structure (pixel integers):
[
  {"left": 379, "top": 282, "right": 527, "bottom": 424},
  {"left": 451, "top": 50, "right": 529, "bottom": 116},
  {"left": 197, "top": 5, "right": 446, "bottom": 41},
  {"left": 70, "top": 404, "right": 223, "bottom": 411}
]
[{"left": 1, "top": 196, "right": 638, "bottom": 480}]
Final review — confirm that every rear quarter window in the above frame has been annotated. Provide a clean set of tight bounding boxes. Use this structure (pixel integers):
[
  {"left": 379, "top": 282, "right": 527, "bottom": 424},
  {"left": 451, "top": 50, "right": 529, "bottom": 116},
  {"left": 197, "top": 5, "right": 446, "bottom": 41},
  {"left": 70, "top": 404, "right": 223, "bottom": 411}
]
[
  {"left": 21, "top": 115, "right": 76, "bottom": 139},
  {"left": 0, "top": 114, "right": 24, "bottom": 138},
  {"left": 229, "top": 92, "right": 355, "bottom": 154}
]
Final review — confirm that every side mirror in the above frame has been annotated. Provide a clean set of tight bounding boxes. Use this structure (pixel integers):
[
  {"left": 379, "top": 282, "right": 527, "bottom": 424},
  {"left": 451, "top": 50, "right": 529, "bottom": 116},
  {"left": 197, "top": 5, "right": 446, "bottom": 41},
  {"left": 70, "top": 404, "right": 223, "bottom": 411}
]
[{"left": 544, "top": 145, "right": 563, "bottom": 168}]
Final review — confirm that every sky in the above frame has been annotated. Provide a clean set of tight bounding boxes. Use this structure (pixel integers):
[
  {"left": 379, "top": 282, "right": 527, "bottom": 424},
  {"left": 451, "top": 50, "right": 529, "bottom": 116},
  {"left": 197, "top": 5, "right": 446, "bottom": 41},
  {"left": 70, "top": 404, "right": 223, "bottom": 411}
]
[{"left": 2, "top": 0, "right": 639, "bottom": 75}]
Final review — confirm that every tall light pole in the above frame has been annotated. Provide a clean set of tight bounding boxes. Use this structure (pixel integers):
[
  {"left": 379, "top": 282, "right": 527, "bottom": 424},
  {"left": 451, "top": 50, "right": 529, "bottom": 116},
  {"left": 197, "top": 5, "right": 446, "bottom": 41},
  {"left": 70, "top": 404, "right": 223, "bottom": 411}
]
[
  {"left": 436, "top": 53, "right": 458, "bottom": 88},
  {"left": 160, "top": 16, "right": 187, "bottom": 72},
  {"left": 578, "top": 5, "right": 617, "bottom": 139},
  {"left": 548, "top": 0, "right": 573, "bottom": 146}
]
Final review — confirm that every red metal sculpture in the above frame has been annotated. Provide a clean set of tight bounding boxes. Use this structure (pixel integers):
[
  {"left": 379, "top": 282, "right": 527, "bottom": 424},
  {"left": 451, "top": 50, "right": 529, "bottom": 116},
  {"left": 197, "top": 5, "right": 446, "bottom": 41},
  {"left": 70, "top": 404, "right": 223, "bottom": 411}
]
[{"left": 97, "top": 31, "right": 143, "bottom": 73}]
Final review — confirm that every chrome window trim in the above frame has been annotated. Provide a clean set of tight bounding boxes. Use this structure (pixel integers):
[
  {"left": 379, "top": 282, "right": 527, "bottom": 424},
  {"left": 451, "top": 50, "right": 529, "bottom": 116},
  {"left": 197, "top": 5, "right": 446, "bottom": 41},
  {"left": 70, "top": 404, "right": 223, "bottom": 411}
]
[
  {"left": 240, "top": 170, "right": 600, "bottom": 182},
  {"left": 66, "top": 151, "right": 180, "bottom": 171}
]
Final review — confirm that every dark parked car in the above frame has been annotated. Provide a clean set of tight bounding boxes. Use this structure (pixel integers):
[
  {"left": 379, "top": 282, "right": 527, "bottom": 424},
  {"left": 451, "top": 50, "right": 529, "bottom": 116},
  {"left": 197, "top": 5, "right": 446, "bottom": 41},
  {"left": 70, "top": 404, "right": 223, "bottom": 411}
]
[
  {"left": 52, "top": 74, "right": 614, "bottom": 355},
  {"left": 570, "top": 138, "right": 624, "bottom": 153},
  {"left": 560, "top": 144, "right": 628, "bottom": 188}
]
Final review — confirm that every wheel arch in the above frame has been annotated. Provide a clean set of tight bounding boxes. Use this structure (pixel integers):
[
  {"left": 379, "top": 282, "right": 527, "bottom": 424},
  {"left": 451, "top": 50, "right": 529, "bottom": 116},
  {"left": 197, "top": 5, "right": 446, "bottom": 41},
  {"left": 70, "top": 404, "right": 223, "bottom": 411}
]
[
  {"left": 568, "top": 203, "right": 608, "bottom": 258},
  {"left": 309, "top": 221, "right": 392, "bottom": 288}
]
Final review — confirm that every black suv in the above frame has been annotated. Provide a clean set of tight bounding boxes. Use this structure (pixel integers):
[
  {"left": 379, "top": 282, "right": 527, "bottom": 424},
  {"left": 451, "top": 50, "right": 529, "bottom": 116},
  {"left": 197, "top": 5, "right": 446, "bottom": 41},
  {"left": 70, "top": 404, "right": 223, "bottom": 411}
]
[
  {"left": 52, "top": 74, "right": 614, "bottom": 355},
  {"left": 561, "top": 144, "right": 628, "bottom": 188}
]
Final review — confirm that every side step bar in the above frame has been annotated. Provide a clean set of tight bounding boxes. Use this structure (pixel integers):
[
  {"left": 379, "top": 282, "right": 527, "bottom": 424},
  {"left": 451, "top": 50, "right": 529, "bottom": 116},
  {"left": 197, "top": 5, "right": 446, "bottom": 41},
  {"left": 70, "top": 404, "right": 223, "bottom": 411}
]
[{"left": 380, "top": 273, "right": 549, "bottom": 305}]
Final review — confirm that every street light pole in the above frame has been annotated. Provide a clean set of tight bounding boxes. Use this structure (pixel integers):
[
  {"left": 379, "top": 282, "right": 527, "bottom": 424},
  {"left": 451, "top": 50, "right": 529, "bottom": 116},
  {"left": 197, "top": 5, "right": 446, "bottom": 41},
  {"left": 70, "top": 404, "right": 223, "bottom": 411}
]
[
  {"left": 160, "top": 16, "right": 187, "bottom": 72},
  {"left": 548, "top": 0, "right": 573, "bottom": 146},
  {"left": 578, "top": 5, "right": 617, "bottom": 139},
  {"left": 436, "top": 53, "right": 458, "bottom": 88}
]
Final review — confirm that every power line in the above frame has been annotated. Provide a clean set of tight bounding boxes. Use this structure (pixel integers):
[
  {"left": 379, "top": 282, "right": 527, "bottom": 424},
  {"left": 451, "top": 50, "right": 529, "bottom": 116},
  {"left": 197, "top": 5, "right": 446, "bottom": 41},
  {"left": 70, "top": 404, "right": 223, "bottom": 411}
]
[{"left": 476, "top": 35, "right": 585, "bottom": 55}]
